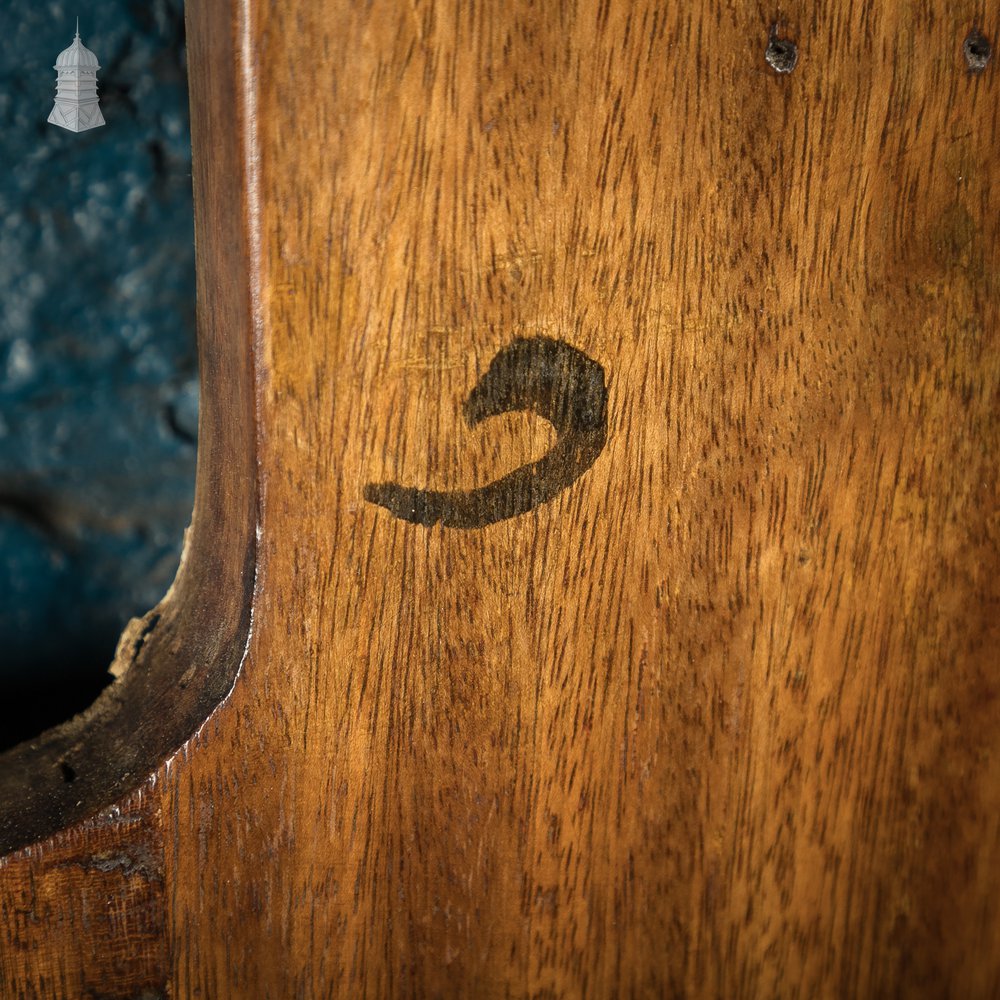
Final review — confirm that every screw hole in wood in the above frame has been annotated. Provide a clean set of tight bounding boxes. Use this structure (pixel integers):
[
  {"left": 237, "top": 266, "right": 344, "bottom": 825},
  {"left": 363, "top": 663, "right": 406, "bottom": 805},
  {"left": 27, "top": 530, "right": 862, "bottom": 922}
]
[
  {"left": 964, "top": 29, "right": 992, "bottom": 72},
  {"left": 765, "top": 31, "right": 798, "bottom": 74}
]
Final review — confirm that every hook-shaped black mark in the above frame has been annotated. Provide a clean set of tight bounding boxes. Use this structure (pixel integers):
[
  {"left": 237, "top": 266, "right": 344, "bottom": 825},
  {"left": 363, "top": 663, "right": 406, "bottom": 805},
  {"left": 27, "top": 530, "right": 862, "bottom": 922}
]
[{"left": 365, "top": 336, "right": 608, "bottom": 528}]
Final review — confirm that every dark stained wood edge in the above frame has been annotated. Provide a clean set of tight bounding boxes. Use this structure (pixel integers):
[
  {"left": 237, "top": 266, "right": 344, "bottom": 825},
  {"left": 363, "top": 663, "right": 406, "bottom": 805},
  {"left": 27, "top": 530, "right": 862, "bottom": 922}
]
[{"left": 0, "top": 0, "right": 257, "bottom": 856}]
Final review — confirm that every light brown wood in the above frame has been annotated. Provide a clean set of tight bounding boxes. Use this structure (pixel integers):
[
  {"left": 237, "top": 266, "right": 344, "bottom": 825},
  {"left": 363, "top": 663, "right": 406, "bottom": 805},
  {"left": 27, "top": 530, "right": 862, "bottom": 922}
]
[{"left": 2, "top": 0, "right": 1000, "bottom": 996}]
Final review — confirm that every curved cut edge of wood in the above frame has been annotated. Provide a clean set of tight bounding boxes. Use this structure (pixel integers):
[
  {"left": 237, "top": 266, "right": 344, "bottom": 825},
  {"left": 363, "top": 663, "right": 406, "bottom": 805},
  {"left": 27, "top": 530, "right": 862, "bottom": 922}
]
[{"left": 0, "top": 0, "right": 257, "bottom": 857}]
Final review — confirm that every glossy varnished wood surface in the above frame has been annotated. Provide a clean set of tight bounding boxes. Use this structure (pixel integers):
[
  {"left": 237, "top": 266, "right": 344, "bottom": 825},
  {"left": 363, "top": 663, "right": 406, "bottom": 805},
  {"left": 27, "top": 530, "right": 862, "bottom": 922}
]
[{"left": 3, "top": 0, "right": 1000, "bottom": 996}]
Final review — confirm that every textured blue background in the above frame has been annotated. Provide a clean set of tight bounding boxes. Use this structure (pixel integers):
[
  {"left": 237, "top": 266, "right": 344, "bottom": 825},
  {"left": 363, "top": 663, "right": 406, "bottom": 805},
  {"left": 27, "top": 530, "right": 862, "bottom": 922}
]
[{"left": 0, "top": 0, "right": 195, "bottom": 748}]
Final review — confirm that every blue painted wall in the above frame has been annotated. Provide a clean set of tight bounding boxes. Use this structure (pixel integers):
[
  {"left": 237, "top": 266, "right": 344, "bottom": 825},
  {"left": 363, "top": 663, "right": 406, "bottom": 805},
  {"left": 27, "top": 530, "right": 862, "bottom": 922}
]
[{"left": 0, "top": 0, "right": 196, "bottom": 748}]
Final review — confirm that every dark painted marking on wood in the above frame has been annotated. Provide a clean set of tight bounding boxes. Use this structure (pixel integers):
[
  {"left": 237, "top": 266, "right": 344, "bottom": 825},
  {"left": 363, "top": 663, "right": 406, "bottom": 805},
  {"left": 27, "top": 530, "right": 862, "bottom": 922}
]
[{"left": 365, "top": 337, "right": 608, "bottom": 528}]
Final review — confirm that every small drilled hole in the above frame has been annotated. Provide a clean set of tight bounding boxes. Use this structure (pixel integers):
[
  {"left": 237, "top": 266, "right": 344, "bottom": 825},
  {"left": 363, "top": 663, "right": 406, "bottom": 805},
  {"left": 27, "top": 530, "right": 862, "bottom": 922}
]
[
  {"left": 964, "top": 30, "right": 992, "bottom": 72},
  {"left": 765, "top": 35, "right": 799, "bottom": 74},
  {"left": 59, "top": 761, "right": 76, "bottom": 783}
]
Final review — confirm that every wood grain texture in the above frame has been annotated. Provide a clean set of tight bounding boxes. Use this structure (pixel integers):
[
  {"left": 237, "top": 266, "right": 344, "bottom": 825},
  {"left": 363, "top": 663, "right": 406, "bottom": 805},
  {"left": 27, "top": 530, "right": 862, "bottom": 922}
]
[
  {"left": 3, "top": 0, "right": 1000, "bottom": 996},
  {"left": 0, "top": 786, "right": 166, "bottom": 1000}
]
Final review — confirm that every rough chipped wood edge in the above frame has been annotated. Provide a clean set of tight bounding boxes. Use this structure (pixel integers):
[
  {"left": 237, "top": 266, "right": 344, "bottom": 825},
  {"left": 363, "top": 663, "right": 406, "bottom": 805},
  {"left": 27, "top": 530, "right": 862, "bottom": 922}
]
[{"left": 0, "top": 0, "right": 257, "bottom": 857}]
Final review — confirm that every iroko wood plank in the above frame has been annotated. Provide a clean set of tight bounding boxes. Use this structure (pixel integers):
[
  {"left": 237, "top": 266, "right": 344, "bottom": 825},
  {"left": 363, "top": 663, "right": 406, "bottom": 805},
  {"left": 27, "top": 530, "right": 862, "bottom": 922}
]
[{"left": 2, "top": 0, "right": 1000, "bottom": 997}]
